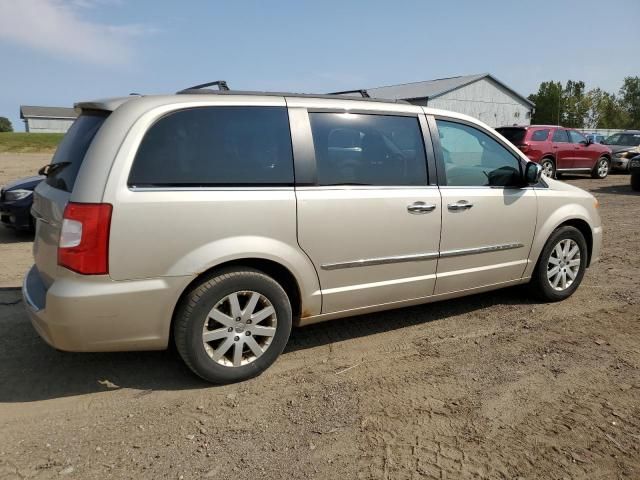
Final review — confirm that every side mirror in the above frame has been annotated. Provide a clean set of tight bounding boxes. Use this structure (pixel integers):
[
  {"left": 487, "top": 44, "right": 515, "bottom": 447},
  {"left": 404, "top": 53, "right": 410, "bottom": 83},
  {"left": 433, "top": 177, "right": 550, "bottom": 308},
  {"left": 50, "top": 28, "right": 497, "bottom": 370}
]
[{"left": 524, "top": 162, "right": 543, "bottom": 185}]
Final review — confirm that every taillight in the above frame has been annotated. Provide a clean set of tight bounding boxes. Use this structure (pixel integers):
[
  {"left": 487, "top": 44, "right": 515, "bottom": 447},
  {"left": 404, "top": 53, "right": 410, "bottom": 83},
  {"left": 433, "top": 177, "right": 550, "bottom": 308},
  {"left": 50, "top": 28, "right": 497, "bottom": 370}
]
[{"left": 58, "top": 202, "right": 112, "bottom": 275}]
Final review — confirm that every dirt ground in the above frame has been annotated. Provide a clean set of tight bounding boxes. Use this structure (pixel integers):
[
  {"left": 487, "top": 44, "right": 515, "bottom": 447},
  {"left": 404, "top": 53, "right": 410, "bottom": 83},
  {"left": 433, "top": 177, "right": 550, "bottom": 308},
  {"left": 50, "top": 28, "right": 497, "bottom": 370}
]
[{"left": 0, "top": 153, "right": 638, "bottom": 479}]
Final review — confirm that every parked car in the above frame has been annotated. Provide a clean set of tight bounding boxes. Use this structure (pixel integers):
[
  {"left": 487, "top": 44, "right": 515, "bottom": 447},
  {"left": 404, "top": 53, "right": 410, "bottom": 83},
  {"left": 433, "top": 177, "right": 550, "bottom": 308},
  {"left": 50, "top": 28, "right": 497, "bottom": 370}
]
[
  {"left": 23, "top": 85, "right": 603, "bottom": 384},
  {"left": 495, "top": 125, "right": 612, "bottom": 179},
  {"left": 585, "top": 133, "right": 606, "bottom": 144},
  {"left": 630, "top": 154, "right": 640, "bottom": 191},
  {"left": 602, "top": 130, "right": 640, "bottom": 171},
  {"left": 0, "top": 175, "right": 44, "bottom": 231}
]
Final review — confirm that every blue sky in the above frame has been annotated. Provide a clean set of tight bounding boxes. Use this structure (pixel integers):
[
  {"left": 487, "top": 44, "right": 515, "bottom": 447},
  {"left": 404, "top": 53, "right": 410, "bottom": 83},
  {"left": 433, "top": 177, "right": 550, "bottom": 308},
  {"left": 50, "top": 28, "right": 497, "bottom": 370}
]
[{"left": 1, "top": 0, "right": 639, "bottom": 131}]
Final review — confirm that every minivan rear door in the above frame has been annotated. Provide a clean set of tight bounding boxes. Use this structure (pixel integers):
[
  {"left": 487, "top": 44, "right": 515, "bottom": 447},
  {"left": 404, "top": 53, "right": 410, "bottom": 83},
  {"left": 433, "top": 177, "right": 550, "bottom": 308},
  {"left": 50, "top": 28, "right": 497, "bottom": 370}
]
[{"left": 32, "top": 111, "right": 109, "bottom": 287}]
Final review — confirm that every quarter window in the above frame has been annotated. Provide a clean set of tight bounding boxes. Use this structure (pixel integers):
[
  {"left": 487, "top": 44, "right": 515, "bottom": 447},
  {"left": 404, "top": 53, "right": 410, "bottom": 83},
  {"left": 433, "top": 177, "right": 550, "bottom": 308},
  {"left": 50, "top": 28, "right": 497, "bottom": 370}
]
[
  {"left": 552, "top": 129, "right": 569, "bottom": 143},
  {"left": 531, "top": 129, "right": 550, "bottom": 141},
  {"left": 436, "top": 120, "right": 522, "bottom": 187},
  {"left": 308, "top": 113, "right": 428, "bottom": 186},
  {"left": 128, "top": 107, "right": 293, "bottom": 187}
]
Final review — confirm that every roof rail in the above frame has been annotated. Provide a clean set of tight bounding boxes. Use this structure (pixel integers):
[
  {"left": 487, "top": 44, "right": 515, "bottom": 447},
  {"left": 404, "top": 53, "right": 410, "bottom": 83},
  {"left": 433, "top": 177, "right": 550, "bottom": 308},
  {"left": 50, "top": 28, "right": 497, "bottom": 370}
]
[
  {"left": 328, "top": 89, "right": 370, "bottom": 98},
  {"left": 177, "top": 80, "right": 230, "bottom": 94}
]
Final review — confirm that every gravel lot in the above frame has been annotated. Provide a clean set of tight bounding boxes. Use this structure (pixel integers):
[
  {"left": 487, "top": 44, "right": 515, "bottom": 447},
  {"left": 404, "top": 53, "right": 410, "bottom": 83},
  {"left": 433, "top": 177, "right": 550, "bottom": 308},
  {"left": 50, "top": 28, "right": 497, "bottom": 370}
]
[{"left": 0, "top": 154, "right": 638, "bottom": 479}]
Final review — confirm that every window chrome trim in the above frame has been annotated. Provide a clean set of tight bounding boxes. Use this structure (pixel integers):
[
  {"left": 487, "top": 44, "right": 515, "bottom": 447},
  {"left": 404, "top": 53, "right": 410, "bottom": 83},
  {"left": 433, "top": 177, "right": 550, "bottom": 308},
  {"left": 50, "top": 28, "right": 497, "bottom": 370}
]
[
  {"left": 439, "top": 242, "right": 524, "bottom": 258},
  {"left": 321, "top": 252, "right": 439, "bottom": 270},
  {"left": 128, "top": 186, "right": 295, "bottom": 192},
  {"left": 321, "top": 242, "right": 524, "bottom": 270}
]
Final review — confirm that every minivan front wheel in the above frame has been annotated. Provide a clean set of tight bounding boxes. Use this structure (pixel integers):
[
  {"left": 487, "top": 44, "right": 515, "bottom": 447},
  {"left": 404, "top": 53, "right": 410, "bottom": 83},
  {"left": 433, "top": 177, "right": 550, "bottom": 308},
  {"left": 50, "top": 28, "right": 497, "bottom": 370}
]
[
  {"left": 174, "top": 268, "right": 292, "bottom": 383},
  {"left": 591, "top": 157, "right": 610, "bottom": 179},
  {"left": 530, "top": 226, "right": 587, "bottom": 302}
]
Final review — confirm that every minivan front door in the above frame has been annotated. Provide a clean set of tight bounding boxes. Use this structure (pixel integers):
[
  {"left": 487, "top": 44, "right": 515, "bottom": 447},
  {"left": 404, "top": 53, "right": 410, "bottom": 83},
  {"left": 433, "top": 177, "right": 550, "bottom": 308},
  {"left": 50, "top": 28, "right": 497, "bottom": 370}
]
[
  {"left": 291, "top": 108, "right": 442, "bottom": 314},
  {"left": 432, "top": 117, "right": 537, "bottom": 295}
]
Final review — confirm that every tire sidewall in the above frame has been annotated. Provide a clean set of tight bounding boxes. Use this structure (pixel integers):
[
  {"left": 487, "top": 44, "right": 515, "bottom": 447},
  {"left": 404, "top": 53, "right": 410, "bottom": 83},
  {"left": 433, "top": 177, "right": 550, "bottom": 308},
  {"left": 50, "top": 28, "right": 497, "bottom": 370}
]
[
  {"left": 535, "top": 226, "right": 588, "bottom": 301},
  {"left": 180, "top": 271, "right": 292, "bottom": 383}
]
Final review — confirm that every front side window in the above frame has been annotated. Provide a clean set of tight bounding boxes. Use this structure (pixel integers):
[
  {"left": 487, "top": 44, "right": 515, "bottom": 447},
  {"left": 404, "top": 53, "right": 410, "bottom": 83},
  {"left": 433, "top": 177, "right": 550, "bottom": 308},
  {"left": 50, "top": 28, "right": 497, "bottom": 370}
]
[
  {"left": 531, "top": 129, "right": 550, "bottom": 141},
  {"left": 128, "top": 107, "right": 293, "bottom": 186},
  {"left": 436, "top": 120, "right": 522, "bottom": 187},
  {"left": 552, "top": 129, "right": 569, "bottom": 143},
  {"left": 568, "top": 130, "right": 587, "bottom": 144},
  {"left": 308, "top": 113, "right": 428, "bottom": 186}
]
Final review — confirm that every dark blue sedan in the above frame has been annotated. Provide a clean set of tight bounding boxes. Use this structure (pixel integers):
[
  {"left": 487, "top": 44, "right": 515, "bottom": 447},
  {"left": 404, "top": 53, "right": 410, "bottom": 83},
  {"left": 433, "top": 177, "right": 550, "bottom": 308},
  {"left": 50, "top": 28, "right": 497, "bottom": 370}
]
[{"left": 0, "top": 175, "right": 44, "bottom": 231}]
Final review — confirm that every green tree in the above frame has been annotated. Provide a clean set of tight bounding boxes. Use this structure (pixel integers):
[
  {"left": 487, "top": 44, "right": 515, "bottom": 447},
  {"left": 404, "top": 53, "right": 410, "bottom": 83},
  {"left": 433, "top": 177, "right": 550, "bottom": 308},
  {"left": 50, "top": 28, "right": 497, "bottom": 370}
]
[
  {"left": 586, "top": 88, "right": 629, "bottom": 129},
  {"left": 0, "top": 116, "right": 13, "bottom": 132},
  {"left": 562, "top": 80, "right": 589, "bottom": 128},
  {"left": 619, "top": 76, "right": 640, "bottom": 128},
  {"left": 528, "top": 81, "right": 563, "bottom": 125}
]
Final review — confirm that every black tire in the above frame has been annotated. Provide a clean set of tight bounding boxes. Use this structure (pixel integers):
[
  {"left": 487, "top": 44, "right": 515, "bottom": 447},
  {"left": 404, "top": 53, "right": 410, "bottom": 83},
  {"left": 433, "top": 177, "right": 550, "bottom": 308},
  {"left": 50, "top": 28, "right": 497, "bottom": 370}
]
[
  {"left": 174, "top": 268, "right": 292, "bottom": 384},
  {"left": 631, "top": 172, "right": 640, "bottom": 192},
  {"left": 591, "top": 156, "right": 610, "bottom": 179},
  {"left": 540, "top": 158, "right": 556, "bottom": 179},
  {"left": 529, "top": 226, "right": 588, "bottom": 302}
]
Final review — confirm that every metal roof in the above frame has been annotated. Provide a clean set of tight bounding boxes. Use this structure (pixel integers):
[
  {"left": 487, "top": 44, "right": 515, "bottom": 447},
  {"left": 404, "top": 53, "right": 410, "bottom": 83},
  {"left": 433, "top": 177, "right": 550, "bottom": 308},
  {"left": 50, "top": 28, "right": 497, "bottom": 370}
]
[
  {"left": 365, "top": 73, "right": 535, "bottom": 107},
  {"left": 20, "top": 105, "right": 78, "bottom": 119}
]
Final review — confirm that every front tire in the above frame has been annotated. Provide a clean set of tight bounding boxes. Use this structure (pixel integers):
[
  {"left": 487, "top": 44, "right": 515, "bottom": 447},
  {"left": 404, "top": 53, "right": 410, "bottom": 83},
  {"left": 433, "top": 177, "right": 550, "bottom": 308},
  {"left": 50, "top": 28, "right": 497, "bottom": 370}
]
[
  {"left": 631, "top": 172, "right": 640, "bottom": 191},
  {"left": 530, "top": 226, "right": 588, "bottom": 302},
  {"left": 174, "top": 268, "right": 292, "bottom": 384},
  {"left": 591, "top": 156, "right": 610, "bottom": 179}
]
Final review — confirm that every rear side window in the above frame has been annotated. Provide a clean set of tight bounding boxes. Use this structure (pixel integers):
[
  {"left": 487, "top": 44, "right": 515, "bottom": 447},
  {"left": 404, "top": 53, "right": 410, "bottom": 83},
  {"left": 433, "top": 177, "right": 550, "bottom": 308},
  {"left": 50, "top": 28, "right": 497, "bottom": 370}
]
[
  {"left": 308, "top": 112, "right": 428, "bottom": 186},
  {"left": 128, "top": 107, "right": 293, "bottom": 187},
  {"left": 46, "top": 111, "right": 108, "bottom": 192},
  {"left": 552, "top": 129, "right": 569, "bottom": 142},
  {"left": 531, "top": 129, "right": 550, "bottom": 141},
  {"left": 496, "top": 127, "right": 526, "bottom": 144}
]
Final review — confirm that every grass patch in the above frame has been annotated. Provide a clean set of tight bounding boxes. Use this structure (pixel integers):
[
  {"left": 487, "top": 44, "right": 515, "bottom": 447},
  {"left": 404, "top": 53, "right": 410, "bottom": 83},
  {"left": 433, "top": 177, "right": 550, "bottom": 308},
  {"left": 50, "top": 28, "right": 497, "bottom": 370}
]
[{"left": 0, "top": 132, "right": 64, "bottom": 153}]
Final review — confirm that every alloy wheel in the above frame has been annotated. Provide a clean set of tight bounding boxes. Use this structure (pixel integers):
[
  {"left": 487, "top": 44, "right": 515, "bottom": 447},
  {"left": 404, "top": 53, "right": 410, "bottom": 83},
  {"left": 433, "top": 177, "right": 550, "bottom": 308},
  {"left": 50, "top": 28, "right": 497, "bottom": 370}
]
[
  {"left": 597, "top": 159, "right": 609, "bottom": 178},
  {"left": 541, "top": 160, "right": 554, "bottom": 178},
  {"left": 547, "top": 239, "right": 581, "bottom": 291},
  {"left": 202, "top": 291, "right": 277, "bottom": 367}
]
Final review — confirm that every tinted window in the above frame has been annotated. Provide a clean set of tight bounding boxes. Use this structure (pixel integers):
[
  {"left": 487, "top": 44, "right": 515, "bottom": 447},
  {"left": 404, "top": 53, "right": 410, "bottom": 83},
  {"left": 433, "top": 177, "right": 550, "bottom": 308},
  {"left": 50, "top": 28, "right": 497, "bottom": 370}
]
[
  {"left": 46, "top": 111, "right": 108, "bottom": 192},
  {"left": 552, "top": 129, "right": 569, "bottom": 143},
  {"left": 495, "top": 127, "right": 526, "bottom": 144},
  {"left": 604, "top": 133, "right": 640, "bottom": 146},
  {"left": 308, "top": 113, "right": 427, "bottom": 186},
  {"left": 568, "top": 130, "right": 587, "bottom": 144},
  {"left": 436, "top": 120, "right": 521, "bottom": 187},
  {"left": 531, "top": 129, "right": 550, "bottom": 141},
  {"left": 129, "top": 107, "right": 293, "bottom": 186}
]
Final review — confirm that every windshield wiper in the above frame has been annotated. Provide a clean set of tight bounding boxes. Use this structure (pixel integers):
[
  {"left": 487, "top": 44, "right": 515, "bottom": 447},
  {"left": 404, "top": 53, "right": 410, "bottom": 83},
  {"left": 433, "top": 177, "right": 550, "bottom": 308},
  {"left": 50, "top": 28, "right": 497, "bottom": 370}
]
[{"left": 38, "top": 162, "right": 71, "bottom": 177}]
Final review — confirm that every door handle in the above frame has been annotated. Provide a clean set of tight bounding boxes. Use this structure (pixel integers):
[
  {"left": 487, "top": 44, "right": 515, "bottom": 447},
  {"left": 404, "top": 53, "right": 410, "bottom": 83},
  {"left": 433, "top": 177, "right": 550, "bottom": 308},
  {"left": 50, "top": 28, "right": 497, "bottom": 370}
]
[
  {"left": 447, "top": 200, "right": 474, "bottom": 211},
  {"left": 407, "top": 202, "right": 437, "bottom": 214}
]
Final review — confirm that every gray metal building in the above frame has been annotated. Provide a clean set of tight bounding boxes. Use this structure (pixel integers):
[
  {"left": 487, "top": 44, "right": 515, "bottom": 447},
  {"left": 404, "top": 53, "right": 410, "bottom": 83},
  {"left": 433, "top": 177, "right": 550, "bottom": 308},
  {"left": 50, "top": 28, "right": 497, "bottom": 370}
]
[
  {"left": 359, "top": 73, "right": 535, "bottom": 128},
  {"left": 20, "top": 105, "right": 77, "bottom": 133}
]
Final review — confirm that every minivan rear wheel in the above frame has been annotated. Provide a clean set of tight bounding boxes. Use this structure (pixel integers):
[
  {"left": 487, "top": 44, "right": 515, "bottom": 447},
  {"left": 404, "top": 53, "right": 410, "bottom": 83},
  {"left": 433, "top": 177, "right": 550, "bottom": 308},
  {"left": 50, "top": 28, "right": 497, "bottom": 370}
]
[
  {"left": 530, "top": 226, "right": 587, "bottom": 302},
  {"left": 174, "top": 268, "right": 292, "bottom": 384}
]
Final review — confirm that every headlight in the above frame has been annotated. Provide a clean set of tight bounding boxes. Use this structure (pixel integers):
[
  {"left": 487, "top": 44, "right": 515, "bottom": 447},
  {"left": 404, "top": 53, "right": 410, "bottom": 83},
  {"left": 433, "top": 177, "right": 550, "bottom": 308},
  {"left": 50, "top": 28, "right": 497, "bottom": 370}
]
[{"left": 4, "top": 189, "right": 33, "bottom": 201}]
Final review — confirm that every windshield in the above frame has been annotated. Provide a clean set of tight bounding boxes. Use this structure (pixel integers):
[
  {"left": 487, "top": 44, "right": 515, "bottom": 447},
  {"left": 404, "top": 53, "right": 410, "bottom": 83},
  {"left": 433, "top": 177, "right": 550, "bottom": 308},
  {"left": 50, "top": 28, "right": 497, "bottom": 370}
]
[
  {"left": 603, "top": 133, "right": 640, "bottom": 147},
  {"left": 45, "top": 111, "right": 109, "bottom": 192},
  {"left": 495, "top": 128, "right": 526, "bottom": 144}
]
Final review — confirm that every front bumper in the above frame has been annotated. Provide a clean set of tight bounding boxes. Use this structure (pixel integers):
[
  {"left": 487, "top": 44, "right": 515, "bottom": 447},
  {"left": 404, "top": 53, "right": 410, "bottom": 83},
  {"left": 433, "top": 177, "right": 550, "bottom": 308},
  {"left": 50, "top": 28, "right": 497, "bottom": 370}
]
[
  {"left": 0, "top": 199, "right": 33, "bottom": 229},
  {"left": 591, "top": 225, "right": 603, "bottom": 266},
  {"left": 23, "top": 265, "right": 192, "bottom": 352},
  {"left": 610, "top": 156, "right": 629, "bottom": 171}
]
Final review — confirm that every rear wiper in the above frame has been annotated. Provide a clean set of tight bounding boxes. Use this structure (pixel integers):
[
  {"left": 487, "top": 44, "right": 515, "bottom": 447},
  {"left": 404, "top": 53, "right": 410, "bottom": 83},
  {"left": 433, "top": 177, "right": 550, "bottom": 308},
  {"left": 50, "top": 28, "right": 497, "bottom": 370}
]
[{"left": 38, "top": 162, "right": 71, "bottom": 177}]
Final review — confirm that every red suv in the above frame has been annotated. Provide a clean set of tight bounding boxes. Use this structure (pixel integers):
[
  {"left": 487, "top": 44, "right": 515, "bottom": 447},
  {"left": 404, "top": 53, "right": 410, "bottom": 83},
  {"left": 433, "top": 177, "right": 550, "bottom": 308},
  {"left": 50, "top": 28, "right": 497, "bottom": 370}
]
[{"left": 496, "top": 125, "right": 612, "bottom": 179}]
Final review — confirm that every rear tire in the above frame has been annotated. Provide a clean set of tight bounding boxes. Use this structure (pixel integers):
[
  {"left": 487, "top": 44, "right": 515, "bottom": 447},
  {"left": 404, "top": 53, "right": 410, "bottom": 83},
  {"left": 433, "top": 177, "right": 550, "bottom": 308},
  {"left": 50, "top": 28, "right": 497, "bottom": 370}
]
[
  {"left": 530, "top": 226, "right": 588, "bottom": 302},
  {"left": 540, "top": 158, "right": 556, "bottom": 179},
  {"left": 174, "top": 268, "right": 292, "bottom": 384},
  {"left": 591, "top": 156, "right": 609, "bottom": 179},
  {"left": 631, "top": 172, "right": 640, "bottom": 191}
]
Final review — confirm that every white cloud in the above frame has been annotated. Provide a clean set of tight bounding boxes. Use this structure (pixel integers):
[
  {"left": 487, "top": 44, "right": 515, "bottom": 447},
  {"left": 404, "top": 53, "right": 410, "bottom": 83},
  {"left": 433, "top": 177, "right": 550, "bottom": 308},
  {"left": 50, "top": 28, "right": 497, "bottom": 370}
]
[{"left": 0, "top": 0, "right": 151, "bottom": 66}]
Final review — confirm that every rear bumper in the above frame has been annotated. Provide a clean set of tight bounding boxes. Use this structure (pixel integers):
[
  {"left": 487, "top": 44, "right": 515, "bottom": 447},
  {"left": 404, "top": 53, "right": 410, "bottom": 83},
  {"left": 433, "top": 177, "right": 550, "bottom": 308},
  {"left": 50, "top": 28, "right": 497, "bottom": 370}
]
[{"left": 23, "top": 265, "right": 192, "bottom": 352}]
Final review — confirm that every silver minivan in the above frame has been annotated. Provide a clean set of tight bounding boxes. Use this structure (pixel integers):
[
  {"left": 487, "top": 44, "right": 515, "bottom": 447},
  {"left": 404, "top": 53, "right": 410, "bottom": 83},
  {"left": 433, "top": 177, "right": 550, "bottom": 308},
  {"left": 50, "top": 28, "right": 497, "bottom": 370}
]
[{"left": 23, "top": 84, "right": 603, "bottom": 383}]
